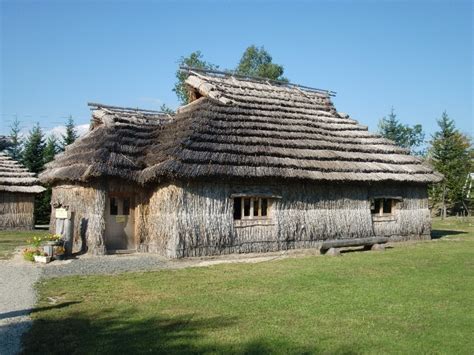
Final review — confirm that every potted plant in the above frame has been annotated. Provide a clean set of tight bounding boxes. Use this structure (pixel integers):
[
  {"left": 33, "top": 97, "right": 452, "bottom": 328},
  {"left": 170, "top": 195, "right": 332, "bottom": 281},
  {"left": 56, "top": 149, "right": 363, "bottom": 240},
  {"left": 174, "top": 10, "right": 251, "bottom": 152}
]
[
  {"left": 54, "top": 246, "right": 66, "bottom": 260},
  {"left": 34, "top": 251, "right": 51, "bottom": 263},
  {"left": 45, "top": 234, "right": 63, "bottom": 246},
  {"left": 23, "top": 248, "right": 40, "bottom": 262}
]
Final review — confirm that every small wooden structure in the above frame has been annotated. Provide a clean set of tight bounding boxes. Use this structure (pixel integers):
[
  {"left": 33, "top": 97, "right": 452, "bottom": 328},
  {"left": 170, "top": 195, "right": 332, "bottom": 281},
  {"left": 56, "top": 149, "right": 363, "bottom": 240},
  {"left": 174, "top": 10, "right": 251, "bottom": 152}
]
[
  {"left": 40, "top": 70, "right": 442, "bottom": 257},
  {"left": 0, "top": 152, "right": 45, "bottom": 230}
]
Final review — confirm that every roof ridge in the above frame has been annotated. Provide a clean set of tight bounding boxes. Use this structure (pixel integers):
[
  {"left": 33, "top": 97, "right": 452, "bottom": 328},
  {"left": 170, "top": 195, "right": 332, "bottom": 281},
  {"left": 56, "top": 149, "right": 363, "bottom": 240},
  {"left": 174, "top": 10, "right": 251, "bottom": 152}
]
[
  {"left": 180, "top": 66, "right": 336, "bottom": 96},
  {"left": 87, "top": 102, "right": 171, "bottom": 116}
]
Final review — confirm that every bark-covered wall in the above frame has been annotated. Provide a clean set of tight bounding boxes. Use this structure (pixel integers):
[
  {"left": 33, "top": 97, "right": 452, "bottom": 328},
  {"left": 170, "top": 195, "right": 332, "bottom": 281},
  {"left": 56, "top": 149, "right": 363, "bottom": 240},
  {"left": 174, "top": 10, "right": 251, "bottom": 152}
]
[
  {"left": 0, "top": 192, "right": 35, "bottom": 230},
  {"left": 145, "top": 181, "right": 431, "bottom": 258}
]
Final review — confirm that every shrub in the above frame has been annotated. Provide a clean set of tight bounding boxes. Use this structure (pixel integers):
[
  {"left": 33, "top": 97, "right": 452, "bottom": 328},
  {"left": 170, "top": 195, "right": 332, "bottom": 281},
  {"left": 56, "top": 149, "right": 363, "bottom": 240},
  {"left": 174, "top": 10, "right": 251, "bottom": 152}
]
[{"left": 23, "top": 248, "right": 41, "bottom": 262}]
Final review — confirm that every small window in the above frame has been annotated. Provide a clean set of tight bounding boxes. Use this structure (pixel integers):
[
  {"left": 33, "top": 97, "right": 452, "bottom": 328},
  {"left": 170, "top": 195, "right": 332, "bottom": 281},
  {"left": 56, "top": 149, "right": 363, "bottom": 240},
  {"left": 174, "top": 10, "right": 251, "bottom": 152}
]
[
  {"left": 123, "top": 198, "right": 131, "bottom": 216},
  {"left": 261, "top": 198, "right": 268, "bottom": 217},
  {"left": 110, "top": 197, "right": 118, "bottom": 215},
  {"left": 253, "top": 198, "right": 259, "bottom": 217},
  {"left": 371, "top": 199, "right": 381, "bottom": 214},
  {"left": 243, "top": 198, "right": 251, "bottom": 217},
  {"left": 233, "top": 197, "right": 271, "bottom": 220},
  {"left": 233, "top": 197, "right": 242, "bottom": 220},
  {"left": 371, "top": 198, "right": 396, "bottom": 216}
]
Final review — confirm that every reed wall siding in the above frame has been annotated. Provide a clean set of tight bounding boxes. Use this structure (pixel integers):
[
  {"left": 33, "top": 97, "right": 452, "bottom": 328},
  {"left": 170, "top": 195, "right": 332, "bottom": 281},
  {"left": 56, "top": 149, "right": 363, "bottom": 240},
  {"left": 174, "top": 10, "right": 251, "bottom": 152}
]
[
  {"left": 145, "top": 181, "right": 431, "bottom": 257},
  {"left": 51, "top": 184, "right": 106, "bottom": 254},
  {"left": 0, "top": 192, "right": 35, "bottom": 230},
  {"left": 51, "top": 180, "right": 151, "bottom": 254}
]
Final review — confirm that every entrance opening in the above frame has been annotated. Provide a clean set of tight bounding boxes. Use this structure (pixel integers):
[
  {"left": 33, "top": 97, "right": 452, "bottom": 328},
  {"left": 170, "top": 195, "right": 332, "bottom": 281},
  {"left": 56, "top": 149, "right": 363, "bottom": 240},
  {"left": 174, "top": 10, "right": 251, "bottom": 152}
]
[{"left": 105, "top": 194, "right": 135, "bottom": 251}]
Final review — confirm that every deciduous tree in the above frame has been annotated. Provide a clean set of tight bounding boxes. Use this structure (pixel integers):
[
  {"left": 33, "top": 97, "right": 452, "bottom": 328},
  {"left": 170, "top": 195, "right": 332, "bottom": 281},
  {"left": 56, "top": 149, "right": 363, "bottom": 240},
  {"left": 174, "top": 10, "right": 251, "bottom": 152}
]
[
  {"left": 236, "top": 45, "right": 287, "bottom": 81},
  {"left": 173, "top": 51, "right": 218, "bottom": 104}
]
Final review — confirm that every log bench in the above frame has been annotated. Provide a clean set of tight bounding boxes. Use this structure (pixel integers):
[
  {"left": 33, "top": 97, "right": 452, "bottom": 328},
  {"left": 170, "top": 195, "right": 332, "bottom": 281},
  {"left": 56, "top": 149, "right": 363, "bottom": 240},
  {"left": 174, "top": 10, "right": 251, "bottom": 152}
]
[{"left": 320, "top": 237, "right": 389, "bottom": 255}]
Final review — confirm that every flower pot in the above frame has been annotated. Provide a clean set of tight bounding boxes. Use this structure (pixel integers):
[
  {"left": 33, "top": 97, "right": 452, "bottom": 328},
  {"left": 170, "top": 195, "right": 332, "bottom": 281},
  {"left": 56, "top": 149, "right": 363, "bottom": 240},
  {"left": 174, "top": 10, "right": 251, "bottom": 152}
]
[
  {"left": 34, "top": 255, "right": 51, "bottom": 263},
  {"left": 46, "top": 241, "right": 60, "bottom": 246}
]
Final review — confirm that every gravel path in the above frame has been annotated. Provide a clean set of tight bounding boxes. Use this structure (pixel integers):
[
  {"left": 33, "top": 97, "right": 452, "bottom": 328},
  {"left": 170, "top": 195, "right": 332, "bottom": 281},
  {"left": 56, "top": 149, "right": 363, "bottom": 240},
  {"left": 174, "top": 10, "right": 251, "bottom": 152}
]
[
  {"left": 0, "top": 256, "right": 41, "bottom": 355},
  {"left": 41, "top": 254, "right": 175, "bottom": 278},
  {"left": 41, "top": 252, "right": 285, "bottom": 278}
]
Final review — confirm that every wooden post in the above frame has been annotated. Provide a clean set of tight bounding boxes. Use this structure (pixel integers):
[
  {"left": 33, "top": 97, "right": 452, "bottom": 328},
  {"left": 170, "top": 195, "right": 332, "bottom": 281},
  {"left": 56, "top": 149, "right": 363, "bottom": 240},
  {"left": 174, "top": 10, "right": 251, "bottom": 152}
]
[
  {"left": 54, "top": 208, "right": 74, "bottom": 255},
  {"left": 442, "top": 184, "right": 447, "bottom": 220},
  {"left": 64, "top": 212, "right": 74, "bottom": 255}
]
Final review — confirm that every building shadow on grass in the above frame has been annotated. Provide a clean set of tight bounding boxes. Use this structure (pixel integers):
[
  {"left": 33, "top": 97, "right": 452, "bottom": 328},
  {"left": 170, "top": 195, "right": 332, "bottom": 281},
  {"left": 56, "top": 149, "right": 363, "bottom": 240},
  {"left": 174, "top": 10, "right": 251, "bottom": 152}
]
[
  {"left": 431, "top": 230, "right": 467, "bottom": 240},
  {"left": 0, "top": 301, "right": 80, "bottom": 320},
  {"left": 16, "top": 305, "right": 361, "bottom": 354}
]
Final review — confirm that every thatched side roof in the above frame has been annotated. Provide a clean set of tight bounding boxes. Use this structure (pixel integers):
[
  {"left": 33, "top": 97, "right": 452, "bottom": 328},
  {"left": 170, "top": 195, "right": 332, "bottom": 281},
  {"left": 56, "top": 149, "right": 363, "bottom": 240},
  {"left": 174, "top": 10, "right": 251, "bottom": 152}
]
[
  {"left": 0, "top": 153, "right": 45, "bottom": 193},
  {"left": 41, "top": 72, "right": 441, "bottom": 186},
  {"left": 39, "top": 105, "right": 171, "bottom": 184},
  {"left": 141, "top": 72, "right": 442, "bottom": 184}
]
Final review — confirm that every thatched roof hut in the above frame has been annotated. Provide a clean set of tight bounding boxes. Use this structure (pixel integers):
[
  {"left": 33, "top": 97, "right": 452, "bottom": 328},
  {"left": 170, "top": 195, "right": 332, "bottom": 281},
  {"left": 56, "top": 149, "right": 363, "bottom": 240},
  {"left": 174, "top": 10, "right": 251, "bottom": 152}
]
[
  {"left": 0, "top": 152, "right": 45, "bottom": 230},
  {"left": 141, "top": 72, "right": 441, "bottom": 184},
  {"left": 41, "top": 70, "right": 441, "bottom": 257}
]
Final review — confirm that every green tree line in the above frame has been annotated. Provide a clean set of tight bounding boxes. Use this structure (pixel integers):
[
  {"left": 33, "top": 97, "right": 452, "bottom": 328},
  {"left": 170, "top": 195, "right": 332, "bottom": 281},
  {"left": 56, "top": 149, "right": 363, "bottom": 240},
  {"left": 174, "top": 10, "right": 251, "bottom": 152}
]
[
  {"left": 4, "top": 116, "right": 78, "bottom": 225},
  {"left": 2, "top": 44, "right": 471, "bottom": 221},
  {"left": 378, "top": 108, "right": 472, "bottom": 217}
]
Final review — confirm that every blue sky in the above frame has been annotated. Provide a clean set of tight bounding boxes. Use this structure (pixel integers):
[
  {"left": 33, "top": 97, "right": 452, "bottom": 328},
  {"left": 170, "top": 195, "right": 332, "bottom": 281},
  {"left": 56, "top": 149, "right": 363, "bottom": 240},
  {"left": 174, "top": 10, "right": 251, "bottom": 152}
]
[{"left": 1, "top": 0, "right": 472, "bottom": 139}]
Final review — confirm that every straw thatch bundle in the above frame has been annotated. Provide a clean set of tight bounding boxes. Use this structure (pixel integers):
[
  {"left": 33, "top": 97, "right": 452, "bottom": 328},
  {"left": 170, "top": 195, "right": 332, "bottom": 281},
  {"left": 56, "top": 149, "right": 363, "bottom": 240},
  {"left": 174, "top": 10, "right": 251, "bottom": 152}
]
[
  {"left": 40, "top": 106, "right": 171, "bottom": 185},
  {"left": 0, "top": 152, "right": 45, "bottom": 229},
  {"left": 41, "top": 73, "right": 441, "bottom": 186},
  {"left": 141, "top": 73, "right": 442, "bottom": 185}
]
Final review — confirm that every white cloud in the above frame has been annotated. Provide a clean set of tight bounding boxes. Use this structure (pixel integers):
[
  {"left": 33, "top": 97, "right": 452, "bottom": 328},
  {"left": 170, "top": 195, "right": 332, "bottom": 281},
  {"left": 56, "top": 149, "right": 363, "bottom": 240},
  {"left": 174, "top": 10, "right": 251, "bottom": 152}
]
[{"left": 45, "top": 124, "right": 89, "bottom": 139}]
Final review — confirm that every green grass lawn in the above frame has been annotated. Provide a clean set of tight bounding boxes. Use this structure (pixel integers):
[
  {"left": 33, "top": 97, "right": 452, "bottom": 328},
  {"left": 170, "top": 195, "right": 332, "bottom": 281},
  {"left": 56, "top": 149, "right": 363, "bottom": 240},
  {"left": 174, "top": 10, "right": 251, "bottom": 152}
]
[
  {"left": 0, "top": 230, "right": 49, "bottom": 260},
  {"left": 23, "top": 218, "right": 473, "bottom": 354}
]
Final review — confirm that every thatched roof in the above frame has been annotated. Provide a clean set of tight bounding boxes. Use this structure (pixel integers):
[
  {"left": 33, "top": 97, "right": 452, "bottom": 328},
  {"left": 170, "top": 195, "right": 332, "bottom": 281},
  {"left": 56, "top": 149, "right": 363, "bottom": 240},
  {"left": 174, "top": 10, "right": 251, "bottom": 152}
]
[
  {"left": 41, "top": 72, "right": 442, "bottom": 186},
  {"left": 0, "top": 153, "right": 45, "bottom": 193},
  {"left": 140, "top": 71, "right": 442, "bottom": 184},
  {"left": 40, "top": 104, "right": 171, "bottom": 184}
]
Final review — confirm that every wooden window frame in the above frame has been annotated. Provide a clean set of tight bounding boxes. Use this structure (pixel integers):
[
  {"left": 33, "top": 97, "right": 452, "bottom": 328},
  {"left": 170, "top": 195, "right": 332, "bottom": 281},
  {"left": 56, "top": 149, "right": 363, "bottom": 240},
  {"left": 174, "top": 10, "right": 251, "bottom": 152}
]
[
  {"left": 370, "top": 197, "right": 400, "bottom": 216},
  {"left": 233, "top": 196, "right": 271, "bottom": 221}
]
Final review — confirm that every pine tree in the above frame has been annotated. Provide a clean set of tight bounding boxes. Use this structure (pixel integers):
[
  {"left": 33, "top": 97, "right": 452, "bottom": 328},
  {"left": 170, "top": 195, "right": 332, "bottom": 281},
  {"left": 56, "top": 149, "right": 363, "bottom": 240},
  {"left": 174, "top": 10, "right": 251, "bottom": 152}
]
[
  {"left": 39, "top": 136, "right": 59, "bottom": 225},
  {"left": 6, "top": 116, "right": 23, "bottom": 160},
  {"left": 0, "top": 136, "right": 12, "bottom": 151},
  {"left": 43, "top": 136, "right": 59, "bottom": 164},
  {"left": 61, "top": 116, "right": 78, "bottom": 150},
  {"left": 378, "top": 108, "right": 425, "bottom": 155},
  {"left": 429, "top": 111, "right": 471, "bottom": 217},
  {"left": 21, "top": 123, "right": 45, "bottom": 174}
]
